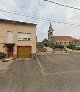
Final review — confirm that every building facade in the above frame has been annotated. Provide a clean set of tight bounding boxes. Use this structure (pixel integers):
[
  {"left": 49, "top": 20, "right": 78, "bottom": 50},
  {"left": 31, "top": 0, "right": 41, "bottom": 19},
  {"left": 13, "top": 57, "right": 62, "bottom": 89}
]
[
  {"left": 72, "top": 39, "right": 80, "bottom": 46},
  {"left": 53, "top": 36, "right": 75, "bottom": 46},
  {"left": 48, "top": 23, "right": 77, "bottom": 46},
  {"left": 0, "top": 19, "right": 36, "bottom": 58}
]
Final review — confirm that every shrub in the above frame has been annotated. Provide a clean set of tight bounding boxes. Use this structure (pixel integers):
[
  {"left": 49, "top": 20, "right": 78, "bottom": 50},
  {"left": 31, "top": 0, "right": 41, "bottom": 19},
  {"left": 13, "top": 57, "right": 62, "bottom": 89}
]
[
  {"left": 67, "top": 44, "right": 75, "bottom": 50},
  {"left": 67, "top": 44, "right": 80, "bottom": 50},
  {"left": 58, "top": 45, "right": 64, "bottom": 49},
  {"left": 77, "top": 48, "right": 80, "bottom": 50},
  {"left": 0, "top": 52, "right": 6, "bottom": 59},
  {"left": 55, "top": 45, "right": 64, "bottom": 49},
  {"left": 50, "top": 45, "right": 55, "bottom": 49}
]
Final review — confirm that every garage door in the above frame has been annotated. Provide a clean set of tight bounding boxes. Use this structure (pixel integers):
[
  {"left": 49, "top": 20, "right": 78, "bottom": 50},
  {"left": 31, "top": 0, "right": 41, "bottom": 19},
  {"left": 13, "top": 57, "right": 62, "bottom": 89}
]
[{"left": 17, "top": 46, "right": 31, "bottom": 58}]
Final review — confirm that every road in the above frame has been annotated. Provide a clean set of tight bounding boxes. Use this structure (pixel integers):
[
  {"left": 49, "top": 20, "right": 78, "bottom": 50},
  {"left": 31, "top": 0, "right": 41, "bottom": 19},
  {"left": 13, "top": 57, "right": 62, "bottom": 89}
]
[{"left": 0, "top": 54, "right": 80, "bottom": 92}]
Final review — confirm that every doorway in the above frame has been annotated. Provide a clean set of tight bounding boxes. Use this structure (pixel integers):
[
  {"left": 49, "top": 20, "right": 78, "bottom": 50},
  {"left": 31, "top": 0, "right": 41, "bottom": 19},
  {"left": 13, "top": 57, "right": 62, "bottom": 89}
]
[{"left": 7, "top": 45, "right": 13, "bottom": 58}]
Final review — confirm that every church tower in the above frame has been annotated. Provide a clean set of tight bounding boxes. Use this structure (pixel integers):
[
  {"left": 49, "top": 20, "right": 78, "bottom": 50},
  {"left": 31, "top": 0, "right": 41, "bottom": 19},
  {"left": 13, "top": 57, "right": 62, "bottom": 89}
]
[{"left": 48, "top": 22, "right": 54, "bottom": 42}]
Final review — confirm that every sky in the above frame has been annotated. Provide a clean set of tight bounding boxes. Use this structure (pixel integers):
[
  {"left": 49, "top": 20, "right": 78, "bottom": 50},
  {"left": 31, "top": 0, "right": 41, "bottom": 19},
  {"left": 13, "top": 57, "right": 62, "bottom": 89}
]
[{"left": 0, "top": 0, "right": 80, "bottom": 41}]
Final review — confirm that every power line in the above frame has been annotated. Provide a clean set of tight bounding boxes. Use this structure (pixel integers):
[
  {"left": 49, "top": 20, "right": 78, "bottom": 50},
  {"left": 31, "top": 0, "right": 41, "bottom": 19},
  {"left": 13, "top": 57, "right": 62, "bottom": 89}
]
[
  {"left": 0, "top": 8, "right": 79, "bottom": 24},
  {"left": 0, "top": 8, "right": 80, "bottom": 27},
  {"left": 44, "top": 0, "right": 80, "bottom": 11}
]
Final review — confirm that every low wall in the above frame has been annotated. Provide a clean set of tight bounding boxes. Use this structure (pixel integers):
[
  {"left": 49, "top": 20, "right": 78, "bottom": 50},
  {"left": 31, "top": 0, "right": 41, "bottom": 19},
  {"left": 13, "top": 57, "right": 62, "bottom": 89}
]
[
  {"left": 65, "top": 47, "right": 80, "bottom": 54},
  {"left": 37, "top": 51, "right": 53, "bottom": 55}
]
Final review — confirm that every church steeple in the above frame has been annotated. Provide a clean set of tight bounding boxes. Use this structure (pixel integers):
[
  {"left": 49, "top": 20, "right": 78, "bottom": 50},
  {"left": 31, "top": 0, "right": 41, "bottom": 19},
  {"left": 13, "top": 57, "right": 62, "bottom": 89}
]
[
  {"left": 49, "top": 22, "right": 53, "bottom": 31},
  {"left": 48, "top": 22, "right": 54, "bottom": 42}
]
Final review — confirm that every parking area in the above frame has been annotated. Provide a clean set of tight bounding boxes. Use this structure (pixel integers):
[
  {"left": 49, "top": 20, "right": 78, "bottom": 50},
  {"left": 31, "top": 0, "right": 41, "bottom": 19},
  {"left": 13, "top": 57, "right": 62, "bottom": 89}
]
[
  {"left": 37, "top": 54, "right": 80, "bottom": 75},
  {"left": 0, "top": 54, "right": 80, "bottom": 92}
]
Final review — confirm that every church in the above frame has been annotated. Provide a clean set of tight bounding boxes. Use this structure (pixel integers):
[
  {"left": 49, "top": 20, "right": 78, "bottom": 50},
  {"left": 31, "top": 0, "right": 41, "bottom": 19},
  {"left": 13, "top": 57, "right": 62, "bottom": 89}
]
[{"left": 48, "top": 23, "right": 76, "bottom": 46}]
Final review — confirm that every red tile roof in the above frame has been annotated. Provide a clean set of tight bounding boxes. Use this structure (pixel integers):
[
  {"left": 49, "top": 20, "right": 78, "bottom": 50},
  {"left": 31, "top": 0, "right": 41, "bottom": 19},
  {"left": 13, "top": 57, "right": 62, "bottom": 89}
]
[
  {"left": 72, "top": 39, "right": 80, "bottom": 42},
  {"left": 53, "top": 36, "right": 75, "bottom": 41}
]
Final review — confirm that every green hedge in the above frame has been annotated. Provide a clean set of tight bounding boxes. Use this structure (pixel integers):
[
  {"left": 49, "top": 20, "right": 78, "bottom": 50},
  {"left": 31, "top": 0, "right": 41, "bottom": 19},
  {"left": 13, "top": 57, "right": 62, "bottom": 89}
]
[
  {"left": 67, "top": 44, "right": 75, "bottom": 49},
  {"left": 49, "top": 45, "right": 64, "bottom": 49},
  {"left": 55, "top": 45, "right": 64, "bottom": 49},
  {"left": 0, "top": 52, "right": 6, "bottom": 59},
  {"left": 67, "top": 44, "right": 80, "bottom": 50}
]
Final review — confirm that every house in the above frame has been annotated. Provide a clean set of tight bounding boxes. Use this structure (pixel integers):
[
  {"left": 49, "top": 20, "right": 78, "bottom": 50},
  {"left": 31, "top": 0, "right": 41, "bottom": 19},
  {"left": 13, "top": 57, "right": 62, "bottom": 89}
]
[
  {"left": 48, "top": 22, "right": 76, "bottom": 46},
  {"left": 0, "top": 18, "right": 37, "bottom": 58},
  {"left": 71, "top": 39, "right": 80, "bottom": 46}
]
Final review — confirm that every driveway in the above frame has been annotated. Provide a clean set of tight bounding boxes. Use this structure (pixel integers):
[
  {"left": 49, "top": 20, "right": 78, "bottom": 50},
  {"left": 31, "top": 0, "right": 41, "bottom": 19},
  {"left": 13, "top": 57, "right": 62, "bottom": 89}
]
[{"left": 0, "top": 54, "right": 80, "bottom": 92}]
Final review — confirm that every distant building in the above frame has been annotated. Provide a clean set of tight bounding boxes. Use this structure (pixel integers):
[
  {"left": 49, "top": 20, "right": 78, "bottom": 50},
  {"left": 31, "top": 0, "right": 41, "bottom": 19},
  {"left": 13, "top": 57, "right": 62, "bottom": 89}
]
[
  {"left": 48, "top": 22, "right": 79, "bottom": 46},
  {"left": 42, "top": 38, "right": 49, "bottom": 47},
  {"left": 72, "top": 39, "right": 80, "bottom": 46},
  {"left": 53, "top": 36, "right": 75, "bottom": 46}
]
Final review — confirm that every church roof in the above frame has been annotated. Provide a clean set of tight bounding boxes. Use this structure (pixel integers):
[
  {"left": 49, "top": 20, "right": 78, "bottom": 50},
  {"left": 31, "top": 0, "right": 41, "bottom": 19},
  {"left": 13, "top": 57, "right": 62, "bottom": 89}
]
[{"left": 53, "top": 36, "right": 75, "bottom": 41}]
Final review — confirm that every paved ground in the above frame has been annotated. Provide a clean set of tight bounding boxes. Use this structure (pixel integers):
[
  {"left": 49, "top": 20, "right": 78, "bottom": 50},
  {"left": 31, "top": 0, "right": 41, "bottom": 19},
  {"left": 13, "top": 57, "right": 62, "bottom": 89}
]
[
  {"left": 0, "top": 54, "right": 80, "bottom": 92},
  {"left": 0, "top": 60, "right": 13, "bottom": 71}
]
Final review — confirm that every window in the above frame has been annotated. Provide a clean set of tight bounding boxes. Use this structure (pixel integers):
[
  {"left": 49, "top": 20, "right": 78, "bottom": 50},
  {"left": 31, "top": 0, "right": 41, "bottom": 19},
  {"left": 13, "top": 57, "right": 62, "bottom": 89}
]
[
  {"left": 60, "top": 42, "right": 62, "bottom": 44},
  {"left": 7, "top": 31, "right": 13, "bottom": 43},
  {"left": 69, "top": 42, "right": 71, "bottom": 44},
  {"left": 65, "top": 42, "right": 66, "bottom": 44},
  {"left": 50, "top": 32, "right": 52, "bottom": 35},
  {"left": 50, "top": 37, "right": 52, "bottom": 39},
  {"left": 28, "top": 38, "right": 30, "bottom": 41},
  {"left": 48, "top": 33, "right": 49, "bottom": 36},
  {"left": 18, "top": 32, "right": 31, "bottom": 41}
]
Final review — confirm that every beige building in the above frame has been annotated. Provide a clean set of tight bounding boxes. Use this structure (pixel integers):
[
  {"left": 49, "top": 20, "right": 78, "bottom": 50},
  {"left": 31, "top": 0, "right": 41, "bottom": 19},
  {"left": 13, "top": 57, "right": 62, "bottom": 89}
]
[
  {"left": 0, "top": 19, "right": 37, "bottom": 58},
  {"left": 53, "top": 36, "right": 75, "bottom": 46},
  {"left": 72, "top": 39, "right": 80, "bottom": 46}
]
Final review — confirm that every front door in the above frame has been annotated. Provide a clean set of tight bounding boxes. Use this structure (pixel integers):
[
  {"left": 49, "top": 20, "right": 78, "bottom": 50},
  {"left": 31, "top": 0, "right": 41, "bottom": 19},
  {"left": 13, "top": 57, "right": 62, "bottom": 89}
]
[{"left": 7, "top": 45, "right": 13, "bottom": 58}]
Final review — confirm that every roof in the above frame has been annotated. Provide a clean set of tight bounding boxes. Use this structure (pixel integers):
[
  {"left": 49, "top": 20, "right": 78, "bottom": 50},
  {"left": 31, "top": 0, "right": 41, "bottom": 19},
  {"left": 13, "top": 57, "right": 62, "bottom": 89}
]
[
  {"left": 72, "top": 39, "right": 80, "bottom": 42},
  {"left": 53, "top": 36, "right": 75, "bottom": 41},
  {"left": 0, "top": 18, "right": 37, "bottom": 26}
]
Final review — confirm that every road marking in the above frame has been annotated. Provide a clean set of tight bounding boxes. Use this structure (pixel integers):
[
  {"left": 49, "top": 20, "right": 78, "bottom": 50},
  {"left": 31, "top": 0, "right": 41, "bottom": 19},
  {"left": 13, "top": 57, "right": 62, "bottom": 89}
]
[
  {"left": 36, "top": 57, "right": 80, "bottom": 76},
  {"left": 44, "top": 70, "right": 80, "bottom": 76},
  {"left": 36, "top": 57, "right": 46, "bottom": 76}
]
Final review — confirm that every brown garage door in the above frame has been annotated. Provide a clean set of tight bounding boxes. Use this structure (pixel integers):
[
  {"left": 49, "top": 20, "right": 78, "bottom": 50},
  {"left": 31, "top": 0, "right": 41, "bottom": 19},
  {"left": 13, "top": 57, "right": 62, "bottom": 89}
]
[{"left": 17, "top": 46, "right": 31, "bottom": 58}]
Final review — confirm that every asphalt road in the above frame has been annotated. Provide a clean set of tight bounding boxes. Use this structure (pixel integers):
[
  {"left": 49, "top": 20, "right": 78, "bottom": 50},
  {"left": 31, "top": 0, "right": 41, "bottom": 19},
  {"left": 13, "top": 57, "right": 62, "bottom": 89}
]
[{"left": 0, "top": 54, "right": 80, "bottom": 92}]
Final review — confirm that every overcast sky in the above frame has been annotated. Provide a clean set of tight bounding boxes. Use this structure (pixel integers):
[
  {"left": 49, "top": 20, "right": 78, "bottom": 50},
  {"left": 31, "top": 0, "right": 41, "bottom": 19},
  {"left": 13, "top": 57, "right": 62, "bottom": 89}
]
[{"left": 0, "top": 0, "right": 80, "bottom": 41}]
